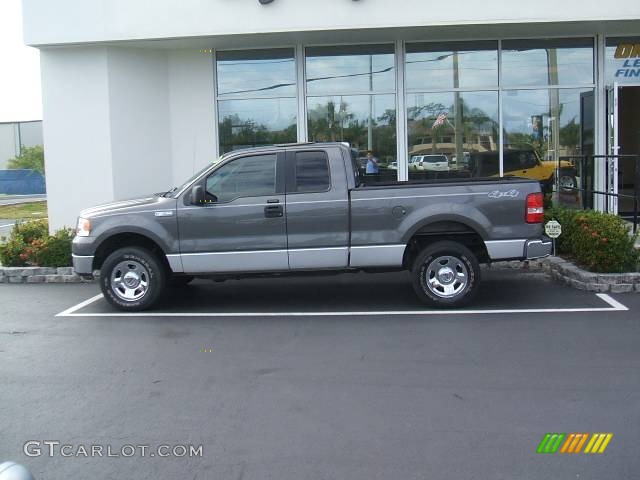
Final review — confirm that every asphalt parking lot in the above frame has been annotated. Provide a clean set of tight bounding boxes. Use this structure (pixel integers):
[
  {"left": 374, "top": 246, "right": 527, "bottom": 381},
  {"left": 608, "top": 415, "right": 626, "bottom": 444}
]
[{"left": 2, "top": 269, "right": 640, "bottom": 480}]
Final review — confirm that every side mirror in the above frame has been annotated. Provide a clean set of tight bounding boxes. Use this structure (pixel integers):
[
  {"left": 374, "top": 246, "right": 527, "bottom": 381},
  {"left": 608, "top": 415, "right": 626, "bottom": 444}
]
[{"left": 191, "top": 185, "right": 204, "bottom": 205}]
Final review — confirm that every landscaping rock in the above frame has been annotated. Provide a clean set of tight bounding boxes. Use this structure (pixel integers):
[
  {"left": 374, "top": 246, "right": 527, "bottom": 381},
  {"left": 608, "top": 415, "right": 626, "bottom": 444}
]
[
  {"left": 57, "top": 267, "right": 74, "bottom": 276},
  {"left": 8, "top": 276, "right": 23, "bottom": 283},
  {"left": 62, "top": 275, "right": 82, "bottom": 283},
  {"left": 44, "top": 275, "right": 63, "bottom": 283},
  {"left": 26, "top": 275, "right": 46, "bottom": 283},
  {"left": 610, "top": 284, "right": 634, "bottom": 293}
]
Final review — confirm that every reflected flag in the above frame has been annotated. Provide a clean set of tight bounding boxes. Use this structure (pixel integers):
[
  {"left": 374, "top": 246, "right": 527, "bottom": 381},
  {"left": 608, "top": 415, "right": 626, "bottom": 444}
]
[{"left": 432, "top": 112, "right": 447, "bottom": 128}]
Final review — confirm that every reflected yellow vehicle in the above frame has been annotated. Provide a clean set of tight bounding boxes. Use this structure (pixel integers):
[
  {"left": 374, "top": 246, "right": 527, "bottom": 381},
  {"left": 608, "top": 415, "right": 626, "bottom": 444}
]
[{"left": 470, "top": 150, "right": 577, "bottom": 192}]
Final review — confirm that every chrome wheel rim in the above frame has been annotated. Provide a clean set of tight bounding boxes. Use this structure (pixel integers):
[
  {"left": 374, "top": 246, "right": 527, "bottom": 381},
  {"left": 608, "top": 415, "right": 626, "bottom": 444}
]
[
  {"left": 110, "top": 260, "right": 150, "bottom": 302},
  {"left": 425, "top": 255, "right": 468, "bottom": 298}
]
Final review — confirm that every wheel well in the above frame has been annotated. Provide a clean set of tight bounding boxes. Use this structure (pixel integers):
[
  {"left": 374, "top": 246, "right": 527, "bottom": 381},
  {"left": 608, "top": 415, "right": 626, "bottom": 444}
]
[
  {"left": 403, "top": 221, "right": 489, "bottom": 268},
  {"left": 93, "top": 233, "right": 170, "bottom": 272}
]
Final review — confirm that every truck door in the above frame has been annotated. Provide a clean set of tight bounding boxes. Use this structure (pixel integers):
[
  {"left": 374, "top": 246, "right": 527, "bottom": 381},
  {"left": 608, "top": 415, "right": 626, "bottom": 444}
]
[
  {"left": 284, "top": 148, "right": 350, "bottom": 269},
  {"left": 177, "top": 151, "right": 288, "bottom": 273}
]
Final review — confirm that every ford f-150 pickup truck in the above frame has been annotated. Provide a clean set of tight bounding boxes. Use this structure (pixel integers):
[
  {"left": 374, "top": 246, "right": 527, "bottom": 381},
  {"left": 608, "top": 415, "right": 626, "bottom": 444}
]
[{"left": 72, "top": 142, "right": 552, "bottom": 311}]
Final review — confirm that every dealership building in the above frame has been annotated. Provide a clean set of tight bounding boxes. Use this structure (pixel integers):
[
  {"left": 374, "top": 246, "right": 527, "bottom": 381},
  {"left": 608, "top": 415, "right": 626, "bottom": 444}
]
[{"left": 22, "top": 0, "right": 640, "bottom": 229}]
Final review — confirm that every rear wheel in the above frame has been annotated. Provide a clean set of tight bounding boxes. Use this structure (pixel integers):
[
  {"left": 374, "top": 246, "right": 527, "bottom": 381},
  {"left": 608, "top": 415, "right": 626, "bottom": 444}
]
[
  {"left": 411, "top": 241, "right": 480, "bottom": 307},
  {"left": 100, "top": 247, "right": 166, "bottom": 311}
]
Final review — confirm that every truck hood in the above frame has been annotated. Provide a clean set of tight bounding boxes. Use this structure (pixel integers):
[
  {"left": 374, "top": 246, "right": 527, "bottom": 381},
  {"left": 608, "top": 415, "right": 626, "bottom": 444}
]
[{"left": 79, "top": 195, "right": 176, "bottom": 218}]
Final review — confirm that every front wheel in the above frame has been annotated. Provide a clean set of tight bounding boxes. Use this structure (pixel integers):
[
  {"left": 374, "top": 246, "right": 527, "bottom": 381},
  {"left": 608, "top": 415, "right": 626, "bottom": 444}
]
[
  {"left": 411, "top": 241, "right": 480, "bottom": 308},
  {"left": 100, "top": 247, "right": 166, "bottom": 311}
]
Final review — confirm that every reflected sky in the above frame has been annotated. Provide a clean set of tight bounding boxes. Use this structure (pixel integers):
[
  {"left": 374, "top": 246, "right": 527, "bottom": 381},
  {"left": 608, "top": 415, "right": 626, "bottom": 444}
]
[
  {"left": 217, "top": 51, "right": 296, "bottom": 97},
  {"left": 406, "top": 48, "right": 498, "bottom": 90},
  {"left": 306, "top": 53, "right": 395, "bottom": 94},
  {"left": 501, "top": 47, "right": 594, "bottom": 86},
  {"left": 502, "top": 88, "right": 590, "bottom": 137}
]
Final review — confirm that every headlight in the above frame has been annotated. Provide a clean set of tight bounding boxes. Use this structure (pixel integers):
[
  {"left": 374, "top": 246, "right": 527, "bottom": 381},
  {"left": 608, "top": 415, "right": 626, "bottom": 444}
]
[{"left": 76, "top": 217, "right": 91, "bottom": 237}]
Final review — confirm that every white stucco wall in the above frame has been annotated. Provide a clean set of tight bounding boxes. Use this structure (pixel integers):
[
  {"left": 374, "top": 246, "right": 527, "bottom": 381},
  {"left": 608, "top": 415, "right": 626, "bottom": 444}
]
[
  {"left": 167, "top": 50, "right": 216, "bottom": 184},
  {"left": 107, "top": 48, "right": 172, "bottom": 199},
  {"left": 40, "top": 47, "right": 114, "bottom": 229},
  {"left": 40, "top": 46, "right": 177, "bottom": 229},
  {"left": 23, "top": 0, "right": 640, "bottom": 46}
]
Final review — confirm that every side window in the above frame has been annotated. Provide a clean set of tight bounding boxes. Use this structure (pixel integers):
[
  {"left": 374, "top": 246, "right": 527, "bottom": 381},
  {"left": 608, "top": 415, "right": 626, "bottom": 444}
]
[
  {"left": 205, "top": 154, "right": 277, "bottom": 203},
  {"left": 294, "top": 151, "right": 330, "bottom": 193}
]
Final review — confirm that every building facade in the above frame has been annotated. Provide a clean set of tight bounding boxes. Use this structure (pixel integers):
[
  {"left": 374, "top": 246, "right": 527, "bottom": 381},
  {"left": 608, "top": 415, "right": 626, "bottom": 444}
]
[{"left": 22, "top": 0, "right": 640, "bottom": 229}]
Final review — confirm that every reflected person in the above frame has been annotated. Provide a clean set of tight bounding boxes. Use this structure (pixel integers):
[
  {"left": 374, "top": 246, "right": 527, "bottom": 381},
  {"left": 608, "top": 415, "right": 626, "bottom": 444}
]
[{"left": 365, "top": 150, "right": 379, "bottom": 174}]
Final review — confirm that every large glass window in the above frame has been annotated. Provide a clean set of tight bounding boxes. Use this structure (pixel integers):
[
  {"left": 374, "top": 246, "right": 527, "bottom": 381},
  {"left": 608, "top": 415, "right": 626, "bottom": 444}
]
[
  {"left": 405, "top": 41, "right": 499, "bottom": 181},
  {"left": 405, "top": 41, "right": 498, "bottom": 90},
  {"left": 305, "top": 45, "right": 397, "bottom": 180},
  {"left": 216, "top": 49, "right": 297, "bottom": 153},
  {"left": 407, "top": 91, "right": 499, "bottom": 179},
  {"left": 501, "top": 39, "right": 594, "bottom": 87},
  {"left": 305, "top": 45, "right": 395, "bottom": 95},
  {"left": 502, "top": 88, "right": 594, "bottom": 192}
]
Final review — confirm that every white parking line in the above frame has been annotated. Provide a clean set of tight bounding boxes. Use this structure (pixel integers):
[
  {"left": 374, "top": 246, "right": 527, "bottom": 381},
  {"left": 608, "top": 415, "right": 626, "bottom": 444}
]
[{"left": 56, "top": 293, "right": 628, "bottom": 317}]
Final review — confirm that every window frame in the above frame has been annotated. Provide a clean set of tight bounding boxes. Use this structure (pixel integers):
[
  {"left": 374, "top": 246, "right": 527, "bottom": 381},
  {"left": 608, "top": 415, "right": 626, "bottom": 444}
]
[{"left": 198, "top": 152, "right": 286, "bottom": 205}]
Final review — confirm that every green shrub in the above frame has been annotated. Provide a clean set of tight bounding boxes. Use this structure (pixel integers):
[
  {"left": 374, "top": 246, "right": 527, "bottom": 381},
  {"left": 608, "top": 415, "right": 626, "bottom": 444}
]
[
  {"left": 7, "top": 145, "right": 45, "bottom": 175},
  {"left": 545, "top": 207, "right": 639, "bottom": 272},
  {"left": 12, "top": 219, "right": 49, "bottom": 244},
  {"left": 0, "top": 219, "right": 73, "bottom": 267}
]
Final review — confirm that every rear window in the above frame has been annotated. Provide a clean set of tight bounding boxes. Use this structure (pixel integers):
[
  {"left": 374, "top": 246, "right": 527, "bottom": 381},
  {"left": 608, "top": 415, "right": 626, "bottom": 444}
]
[{"left": 294, "top": 151, "right": 330, "bottom": 193}]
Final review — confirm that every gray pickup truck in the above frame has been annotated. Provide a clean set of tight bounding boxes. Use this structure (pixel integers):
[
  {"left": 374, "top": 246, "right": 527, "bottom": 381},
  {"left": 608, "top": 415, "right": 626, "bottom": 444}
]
[{"left": 72, "top": 142, "right": 551, "bottom": 311}]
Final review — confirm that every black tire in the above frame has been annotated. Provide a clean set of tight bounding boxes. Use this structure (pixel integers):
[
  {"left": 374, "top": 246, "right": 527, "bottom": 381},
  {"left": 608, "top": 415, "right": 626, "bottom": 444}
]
[
  {"left": 411, "top": 241, "right": 480, "bottom": 308},
  {"left": 167, "top": 275, "right": 194, "bottom": 287},
  {"left": 100, "top": 247, "right": 166, "bottom": 311}
]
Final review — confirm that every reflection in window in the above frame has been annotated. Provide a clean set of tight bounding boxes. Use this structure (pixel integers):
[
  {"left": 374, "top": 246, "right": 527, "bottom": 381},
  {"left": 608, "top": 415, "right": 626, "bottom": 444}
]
[
  {"left": 216, "top": 49, "right": 297, "bottom": 153},
  {"left": 305, "top": 45, "right": 395, "bottom": 95},
  {"left": 294, "top": 151, "right": 330, "bottom": 193},
  {"left": 307, "top": 95, "right": 397, "bottom": 180},
  {"left": 405, "top": 41, "right": 498, "bottom": 90},
  {"left": 502, "top": 88, "right": 594, "bottom": 192},
  {"left": 205, "top": 154, "right": 277, "bottom": 203},
  {"left": 218, "top": 98, "right": 297, "bottom": 153},
  {"left": 216, "top": 49, "right": 296, "bottom": 98},
  {"left": 407, "top": 91, "right": 499, "bottom": 180},
  {"left": 501, "top": 39, "right": 594, "bottom": 87}
]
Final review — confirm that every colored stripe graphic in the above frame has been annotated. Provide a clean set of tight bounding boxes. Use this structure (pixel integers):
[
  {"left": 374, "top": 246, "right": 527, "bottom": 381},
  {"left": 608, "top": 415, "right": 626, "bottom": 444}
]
[
  {"left": 537, "top": 433, "right": 566, "bottom": 453},
  {"left": 584, "top": 433, "right": 613, "bottom": 454},
  {"left": 560, "top": 433, "right": 589, "bottom": 453}
]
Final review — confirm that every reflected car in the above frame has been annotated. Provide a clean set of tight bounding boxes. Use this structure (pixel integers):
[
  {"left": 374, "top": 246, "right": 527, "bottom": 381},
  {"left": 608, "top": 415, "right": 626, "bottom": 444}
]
[
  {"left": 469, "top": 149, "right": 577, "bottom": 192},
  {"left": 409, "top": 155, "right": 449, "bottom": 172}
]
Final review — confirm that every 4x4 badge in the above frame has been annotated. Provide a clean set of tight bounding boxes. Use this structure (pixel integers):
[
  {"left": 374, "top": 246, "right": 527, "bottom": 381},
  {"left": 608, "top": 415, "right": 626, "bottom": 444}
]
[{"left": 488, "top": 189, "right": 519, "bottom": 198}]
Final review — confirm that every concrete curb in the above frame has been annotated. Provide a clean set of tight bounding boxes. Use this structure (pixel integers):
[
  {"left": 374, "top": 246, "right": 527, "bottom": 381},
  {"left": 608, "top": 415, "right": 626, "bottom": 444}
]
[
  {"left": 0, "top": 266, "right": 98, "bottom": 284},
  {"left": 490, "top": 257, "right": 640, "bottom": 293}
]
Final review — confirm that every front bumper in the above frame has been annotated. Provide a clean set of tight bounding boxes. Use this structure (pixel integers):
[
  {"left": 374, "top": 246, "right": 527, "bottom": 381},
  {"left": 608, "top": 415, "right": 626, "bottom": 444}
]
[
  {"left": 524, "top": 237, "right": 553, "bottom": 259},
  {"left": 72, "top": 254, "right": 94, "bottom": 275}
]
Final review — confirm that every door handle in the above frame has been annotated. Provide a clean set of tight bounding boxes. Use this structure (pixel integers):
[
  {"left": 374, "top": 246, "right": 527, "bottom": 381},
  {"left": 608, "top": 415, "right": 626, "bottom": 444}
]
[{"left": 264, "top": 205, "right": 283, "bottom": 218}]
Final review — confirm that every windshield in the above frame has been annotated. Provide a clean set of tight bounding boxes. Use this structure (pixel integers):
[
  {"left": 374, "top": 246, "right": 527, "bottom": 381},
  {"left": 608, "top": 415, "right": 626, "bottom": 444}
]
[
  {"left": 165, "top": 157, "right": 224, "bottom": 197},
  {"left": 425, "top": 156, "right": 447, "bottom": 163}
]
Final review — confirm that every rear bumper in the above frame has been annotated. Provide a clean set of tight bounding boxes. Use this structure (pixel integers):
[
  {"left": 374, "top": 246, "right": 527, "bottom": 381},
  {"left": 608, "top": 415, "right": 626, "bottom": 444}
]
[
  {"left": 72, "top": 254, "right": 94, "bottom": 275},
  {"left": 524, "top": 237, "right": 553, "bottom": 259},
  {"left": 486, "top": 237, "right": 552, "bottom": 260}
]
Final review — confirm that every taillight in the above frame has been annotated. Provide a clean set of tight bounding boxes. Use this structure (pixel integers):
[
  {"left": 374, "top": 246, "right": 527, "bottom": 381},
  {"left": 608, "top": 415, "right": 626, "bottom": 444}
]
[{"left": 526, "top": 192, "right": 544, "bottom": 223}]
